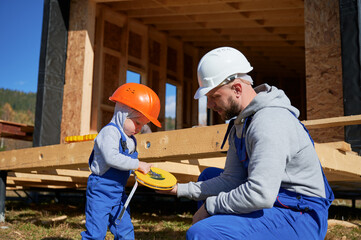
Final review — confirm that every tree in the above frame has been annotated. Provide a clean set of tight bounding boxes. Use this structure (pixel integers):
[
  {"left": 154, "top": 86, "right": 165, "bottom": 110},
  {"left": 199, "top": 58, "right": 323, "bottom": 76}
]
[{"left": 1, "top": 103, "right": 15, "bottom": 121}]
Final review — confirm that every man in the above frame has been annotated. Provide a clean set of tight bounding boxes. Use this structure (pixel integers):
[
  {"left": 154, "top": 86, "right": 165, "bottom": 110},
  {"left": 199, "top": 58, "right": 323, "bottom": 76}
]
[{"left": 162, "top": 47, "right": 334, "bottom": 239}]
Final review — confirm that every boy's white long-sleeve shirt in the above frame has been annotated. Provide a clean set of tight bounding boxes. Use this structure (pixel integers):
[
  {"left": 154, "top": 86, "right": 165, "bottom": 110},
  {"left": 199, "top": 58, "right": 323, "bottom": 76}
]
[
  {"left": 177, "top": 84, "right": 326, "bottom": 215},
  {"left": 89, "top": 104, "right": 139, "bottom": 176}
]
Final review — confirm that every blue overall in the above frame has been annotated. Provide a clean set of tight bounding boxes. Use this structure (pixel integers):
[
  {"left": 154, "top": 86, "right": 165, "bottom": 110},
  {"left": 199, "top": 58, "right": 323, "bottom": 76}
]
[
  {"left": 81, "top": 123, "right": 138, "bottom": 240},
  {"left": 188, "top": 116, "right": 334, "bottom": 240}
]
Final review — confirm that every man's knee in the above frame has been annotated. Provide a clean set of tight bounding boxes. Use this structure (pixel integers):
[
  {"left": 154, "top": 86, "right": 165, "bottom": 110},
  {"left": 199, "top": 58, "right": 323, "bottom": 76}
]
[
  {"left": 186, "top": 223, "right": 206, "bottom": 240},
  {"left": 186, "top": 220, "right": 223, "bottom": 240}
]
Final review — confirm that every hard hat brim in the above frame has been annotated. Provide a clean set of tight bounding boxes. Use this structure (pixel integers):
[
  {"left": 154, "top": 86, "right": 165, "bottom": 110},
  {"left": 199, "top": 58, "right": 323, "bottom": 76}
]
[
  {"left": 194, "top": 86, "right": 214, "bottom": 99},
  {"left": 144, "top": 114, "right": 162, "bottom": 128}
]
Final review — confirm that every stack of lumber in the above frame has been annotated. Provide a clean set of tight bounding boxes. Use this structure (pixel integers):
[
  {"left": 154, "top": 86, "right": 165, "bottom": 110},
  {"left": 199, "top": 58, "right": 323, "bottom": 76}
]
[{"left": 1, "top": 115, "right": 361, "bottom": 198}]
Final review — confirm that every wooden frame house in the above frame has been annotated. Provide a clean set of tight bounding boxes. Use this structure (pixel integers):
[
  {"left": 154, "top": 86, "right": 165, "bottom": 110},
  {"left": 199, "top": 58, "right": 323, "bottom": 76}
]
[{"left": 1, "top": 0, "right": 361, "bottom": 221}]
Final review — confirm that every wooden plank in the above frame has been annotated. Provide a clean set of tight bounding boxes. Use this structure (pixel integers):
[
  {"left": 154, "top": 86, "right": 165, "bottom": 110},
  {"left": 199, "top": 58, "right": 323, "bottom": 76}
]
[
  {"left": 136, "top": 124, "right": 227, "bottom": 162},
  {"left": 181, "top": 34, "right": 304, "bottom": 42},
  {"left": 302, "top": 115, "right": 361, "bottom": 129},
  {"left": 169, "top": 29, "right": 222, "bottom": 37},
  {"left": 60, "top": 0, "right": 96, "bottom": 140},
  {"left": 304, "top": 0, "right": 344, "bottom": 143},
  {"left": 167, "top": 37, "right": 184, "bottom": 129},
  {"left": 320, "top": 141, "right": 352, "bottom": 152},
  {"left": 6, "top": 179, "right": 86, "bottom": 189},
  {"left": 0, "top": 141, "right": 93, "bottom": 171},
  {"left": 190, "top": 9, "right": 304, "bottom": 22},
  {"left": 148, "top": 26, "right": 167, "bottom": 130},
  {"left": 218, "top": 26, "right": 306, "bottom": 35},
  {"left": 0, "top": 120, "right": 33, "bottom": 141},
  {"left": 109, "top": 0, "right": 255, "bottom": 11},
  {"left": 120, "top": 1, "right": 304, "bottom": 18},
  {"left": 30, "top": 169, "right": 91, "bottom": 178},
  {"left": 1, "top": 115, "right": 361, "bottom": 174},
  {"left": 8, "top": 172, "right": 88, "bottom": 183},
  {"left": 128, "top": 19, "right": 148, "bottom": 71},
  {"left": 316, "top": 143, "right": 361, "bottom": 177},
  {"left": 204, "top": 18, "right": 305, "bottom": 29}
]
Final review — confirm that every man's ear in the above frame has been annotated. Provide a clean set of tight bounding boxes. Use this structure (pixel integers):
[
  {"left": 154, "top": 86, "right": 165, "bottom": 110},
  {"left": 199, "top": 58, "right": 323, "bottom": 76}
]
[{"left": 231, "top": 82, "right": 242, "bottom": 97}]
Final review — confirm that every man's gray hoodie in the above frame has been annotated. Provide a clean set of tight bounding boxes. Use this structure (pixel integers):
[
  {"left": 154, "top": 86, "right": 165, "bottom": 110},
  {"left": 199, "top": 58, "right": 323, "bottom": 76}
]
[{"left": 177, "top": 84, "right": 326, "bottom": 215}]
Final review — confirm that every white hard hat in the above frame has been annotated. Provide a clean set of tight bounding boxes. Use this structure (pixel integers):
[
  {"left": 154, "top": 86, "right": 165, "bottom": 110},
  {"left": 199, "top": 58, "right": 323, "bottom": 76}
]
[{"left": 194, "top": 47, "right": 253, "bottom": 99}]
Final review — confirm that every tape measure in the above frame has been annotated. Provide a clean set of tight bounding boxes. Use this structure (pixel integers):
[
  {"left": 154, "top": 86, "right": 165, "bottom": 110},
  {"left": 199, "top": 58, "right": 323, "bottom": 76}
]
[
  {"left": 64, "top": 134, "right": 98, "bottom": 143},
  {"left": 134, "top": 167, "right": 177, "bottom": 190},
  {"left": 116, "top": 167, "right": 177, "bottom": 224}
]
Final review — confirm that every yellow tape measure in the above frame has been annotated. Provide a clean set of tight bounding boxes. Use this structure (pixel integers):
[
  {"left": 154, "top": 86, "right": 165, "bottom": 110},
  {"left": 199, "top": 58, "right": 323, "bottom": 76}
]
[
  {"left": 64, "top": 134, "right": 98, "bottom": 143},
  {"left": 134, "top": 167, "right": 177, "bottom": 190}
]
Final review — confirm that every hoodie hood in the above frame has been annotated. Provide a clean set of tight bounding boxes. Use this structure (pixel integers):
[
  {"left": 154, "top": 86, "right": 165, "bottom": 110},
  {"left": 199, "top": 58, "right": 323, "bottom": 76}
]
[
  {"left": 111, "top": 102, "right": 136, "bottom": 129},
  {"left": 237, "top": 84, "right": 299, "bottom": 122}
]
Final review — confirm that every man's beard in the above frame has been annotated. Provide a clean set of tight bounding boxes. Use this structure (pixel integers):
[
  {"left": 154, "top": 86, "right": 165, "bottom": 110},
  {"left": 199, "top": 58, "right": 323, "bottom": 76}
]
[{"left": 223, "top": 97, "right": 239, "bottom": 121}]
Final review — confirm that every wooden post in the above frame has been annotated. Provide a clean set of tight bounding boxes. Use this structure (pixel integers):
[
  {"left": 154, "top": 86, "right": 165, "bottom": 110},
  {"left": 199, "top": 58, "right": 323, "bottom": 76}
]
[
  {"left": 304, "top": 0, "right": 344, "bottom": 142},
  {"left": 60, "top": 0, "right": 96, "bottom": 140}
]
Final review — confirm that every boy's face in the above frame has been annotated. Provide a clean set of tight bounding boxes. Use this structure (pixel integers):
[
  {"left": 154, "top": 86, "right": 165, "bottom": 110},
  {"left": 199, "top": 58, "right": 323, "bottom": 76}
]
[{"left": 123, "top": 115, "right": 149, "bottom": 136}]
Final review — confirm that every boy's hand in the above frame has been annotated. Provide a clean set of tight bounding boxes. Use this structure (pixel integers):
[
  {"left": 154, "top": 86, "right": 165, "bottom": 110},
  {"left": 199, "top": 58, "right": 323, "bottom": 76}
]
[{"left": 137, "top": 161, "right": 152, "bottom": 174}]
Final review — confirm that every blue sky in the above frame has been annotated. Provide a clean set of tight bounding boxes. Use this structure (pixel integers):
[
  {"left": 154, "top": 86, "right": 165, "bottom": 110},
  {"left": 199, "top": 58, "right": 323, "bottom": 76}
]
[
  {"left": 0, "top": 0, "right": 204, "bottom": 123},
  {"left": 0, "top": 0, "right": 44, "bottom": 93}
]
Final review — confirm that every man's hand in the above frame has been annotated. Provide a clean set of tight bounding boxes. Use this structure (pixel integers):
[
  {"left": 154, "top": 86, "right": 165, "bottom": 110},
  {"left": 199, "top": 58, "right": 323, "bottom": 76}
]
[
  {"left": 192, "top": 203, "right": 210, "bottom": 225},
  {"left": 137, "top": 161, "right": 152, "bottom": 174},
  {"left": 156, "top": 184, "right": 178, "bottom": 195}
]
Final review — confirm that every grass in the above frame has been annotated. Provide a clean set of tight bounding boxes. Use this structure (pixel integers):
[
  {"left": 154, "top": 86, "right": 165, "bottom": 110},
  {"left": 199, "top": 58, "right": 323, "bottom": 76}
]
[
  {"left": 1, "top": 192, "right": 361, "bottom": 239},
  {"left": 0, "top": 192, "right": 194, "bottom": 240},
  {"left": 0, "top": 202, "right": 193, "bottom": 240}
]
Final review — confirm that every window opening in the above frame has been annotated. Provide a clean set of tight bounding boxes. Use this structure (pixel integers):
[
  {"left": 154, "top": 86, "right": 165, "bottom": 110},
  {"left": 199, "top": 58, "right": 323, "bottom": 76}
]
[
  {"left": 126, "top": 70, "right": 141, "bottom": 84},
  {"left": 198, "top": 96, "right": 207, "bottom": 126},
  {"left": 165, "top": 83, "right": 176, "bottom": 130}
]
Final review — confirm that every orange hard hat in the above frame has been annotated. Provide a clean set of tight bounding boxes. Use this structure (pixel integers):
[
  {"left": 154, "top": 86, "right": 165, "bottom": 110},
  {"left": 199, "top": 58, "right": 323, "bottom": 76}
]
[{"left": 109, "top": 83, "right": 162, "bottom": 128}]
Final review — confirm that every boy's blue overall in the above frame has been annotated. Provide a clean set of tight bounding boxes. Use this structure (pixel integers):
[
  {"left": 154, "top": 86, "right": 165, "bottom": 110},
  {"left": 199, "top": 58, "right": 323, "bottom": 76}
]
[
  {"left": 188, "top": 116, "right": 334, "bottom": 240},
  {"left": 81, "top": 123, "right": 138, "bottom": 240}
]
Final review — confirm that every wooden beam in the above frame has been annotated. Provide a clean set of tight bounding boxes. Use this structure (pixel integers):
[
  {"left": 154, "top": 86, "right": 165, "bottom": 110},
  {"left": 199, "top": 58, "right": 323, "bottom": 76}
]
[
  {"left": 222, "top": 26, "right": 305, "bottom": 35},
  {"left": 0, "top": 120, "right": 33, "bottom": 141},
  {"left": 61, "top": 0, "right": 96, "bottom": 140},
  {"left": 1, "top": 115, "right": 361, "bottom": 172},
  {"left": 8, "top": 172, "right": 88, "bottom": 183},
  {"left": 6, "top": 179, "right": 86, "bottom": 189},
  {"left": 29, "top": 169, "right": 91, "bottom": 178},
  {"left": 316, "top": 143, "right": 361, "bottom": 177},
  {"left": 190, "top": 9, "right": 304, "bottom": 22},
  {"left": 0, "top": 141, "right": 93, "bottom": 171},
  {"left": 181, "top": 34, "right": 304, "bottom": 42},
  {"left": 319, "top": 141, "right": 352, "bottom": 152},
  {"left": 204, "top": 18, "right": 305, "bottom": 28},
  {"left": 302, "top": 115, "right": 361, "bottom": 129},
  {"left": 116, "top": 1, "right": 304, "bottom": 17},
  {"left": 136, "top": 124, "right": 227, "bottom": 162}
]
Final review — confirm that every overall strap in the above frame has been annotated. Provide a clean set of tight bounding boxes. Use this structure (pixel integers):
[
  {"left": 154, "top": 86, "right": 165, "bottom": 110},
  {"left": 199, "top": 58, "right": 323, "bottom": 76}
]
[
  {"left": 107, "top": 123, "right": 138, "bottom": 159},
  {"left": 89, "top": 122, "right": 128, "bottom": 167},
  {"left": 221, "top": 119, "right": 235, "bottom": 149},
  {"left": 107, "top": 122, "right": 129, "bottom": 153},
  {"left": 235, "top": 116, "right": 253, "bottom": 169},
  {"left": 289, "top": 113, "right": 334, "bottom": 203},
  {"left": 220, "top": 116, "right": 253, "bottom": 171}
]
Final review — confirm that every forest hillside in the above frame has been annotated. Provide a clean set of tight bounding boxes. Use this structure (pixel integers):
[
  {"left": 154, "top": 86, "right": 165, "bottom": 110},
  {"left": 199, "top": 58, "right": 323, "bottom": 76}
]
[
  {"left": 0, "top": 88, "right": 36, "bottom": 150},
  {"left": 0, "top": 88, "right": 36, "bottom": 125}
]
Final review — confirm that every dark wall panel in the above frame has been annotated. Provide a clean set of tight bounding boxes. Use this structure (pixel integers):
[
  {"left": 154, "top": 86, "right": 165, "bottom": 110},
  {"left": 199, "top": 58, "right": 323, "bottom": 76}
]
[
  {"left": 34, "top": 0, "right": 70, "bottom": 147},
  {"left": 339, "top": 0, "right": 361, "bottom": 154}
]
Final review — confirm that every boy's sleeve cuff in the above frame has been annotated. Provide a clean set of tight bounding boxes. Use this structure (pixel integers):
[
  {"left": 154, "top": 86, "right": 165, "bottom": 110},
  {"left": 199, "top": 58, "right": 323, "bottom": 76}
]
[{"left": 176, "top": 183, "right": 189, "bottom": 198}]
